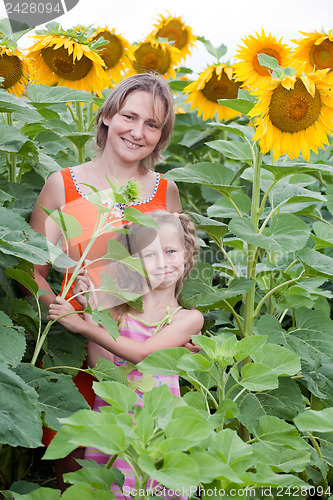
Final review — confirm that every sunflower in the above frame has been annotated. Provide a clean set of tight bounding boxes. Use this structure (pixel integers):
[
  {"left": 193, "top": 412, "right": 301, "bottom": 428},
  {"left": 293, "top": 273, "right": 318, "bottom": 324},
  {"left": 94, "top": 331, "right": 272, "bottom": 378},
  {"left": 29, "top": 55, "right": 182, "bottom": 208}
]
[
  {"left": 234, "top": 29, "right": 292, "bottom": 90},
  {"left": 292, "top": 30, "right": 333, "bottom": 80},
  {"left": 184, "top": 64, "right": 242, "bottom": 121},
  {"left": 88, "top": 27, "right": 133, "bottom": 83},
  {"left": 131, "top": 38, "right": 181, "bottom": 79},
  {"left": 0, "top": 45, "right": 30, "bottom": 97},
  {"left": 248, "top": 65, "right": 333, "bottom": 162},
  {"left": 27, "top": 24, "right": 108, "bottom": 95},
  {"left": 148, "top": 13, "right": 196, "bottom": 62}
]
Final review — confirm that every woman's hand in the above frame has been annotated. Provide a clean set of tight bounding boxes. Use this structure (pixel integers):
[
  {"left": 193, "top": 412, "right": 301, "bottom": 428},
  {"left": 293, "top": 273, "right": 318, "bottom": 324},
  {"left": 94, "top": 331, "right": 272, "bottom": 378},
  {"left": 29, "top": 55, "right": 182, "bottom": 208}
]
[
  {"left": 47, "top": 296, "right": 84, "bottom": 333},
  {"left": 73, "top": 271, "right": 97, "bottom": 309}
]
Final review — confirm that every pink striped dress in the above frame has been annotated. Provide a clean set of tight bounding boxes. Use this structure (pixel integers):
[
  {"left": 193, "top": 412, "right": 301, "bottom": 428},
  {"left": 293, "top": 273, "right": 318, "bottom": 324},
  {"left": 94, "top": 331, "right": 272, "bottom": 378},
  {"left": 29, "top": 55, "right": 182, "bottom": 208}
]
[{"left": 84, "top": 308, "right": 187, "bottom": 500}]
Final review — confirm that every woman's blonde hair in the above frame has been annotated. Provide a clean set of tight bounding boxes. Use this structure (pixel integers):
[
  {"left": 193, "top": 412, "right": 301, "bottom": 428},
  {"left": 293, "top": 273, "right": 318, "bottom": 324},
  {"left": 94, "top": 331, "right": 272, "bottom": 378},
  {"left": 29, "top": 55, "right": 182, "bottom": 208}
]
[
  {"left": 96, "top": 73, "right": 175, "bottom": 173},
  {"left": 108, "top": 210, "right": 198, "bottom": 324}
]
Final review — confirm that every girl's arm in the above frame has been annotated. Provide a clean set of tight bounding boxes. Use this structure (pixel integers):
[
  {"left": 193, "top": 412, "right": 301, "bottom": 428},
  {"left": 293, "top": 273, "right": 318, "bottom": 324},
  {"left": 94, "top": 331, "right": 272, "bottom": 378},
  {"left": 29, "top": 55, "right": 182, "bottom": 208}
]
[
  {"left": 29, "top": 172, "right": 65, "bottom": 307},
  {"left": 166, "top": 181, "right": 182, "bottom": 212},
  {"left": 48, "top": 297, "right": 203, "bottom": 364}
]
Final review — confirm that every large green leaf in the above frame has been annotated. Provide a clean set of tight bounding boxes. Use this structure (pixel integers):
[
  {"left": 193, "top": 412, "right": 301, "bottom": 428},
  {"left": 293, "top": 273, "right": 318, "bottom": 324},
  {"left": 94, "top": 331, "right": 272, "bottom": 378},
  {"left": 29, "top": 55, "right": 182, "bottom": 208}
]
[
  {"left": 0, "top": 123, "right": 31, "bottom": 153},
  {"left": 0, "top": 362, "right": 42, "bottom": 447},
  {"left": 240, "top": 363, "right": 278, "bottom": 391},
  {"left": 103, "top": 239, "right": 146, "bottom": 275},
  {"left": 294, "top": 409, "right": 333, "bottom": 433},
  {"left": 63, "top": 465, "right": 117, "bottom": 491},
  {"left": 164, "top": 163, "right": 238, "bottom": 196},
  {"left": 229, "top": 214, "right": 310, "bottom": 252},
  {"left": 87, "top": 357, "right": 127, "bottom": 384},
  {"left": 206, "top": 140, "right": 253, "bottom": 161},
  {"left": 251, "top": 344, "right": 301, "bottom": 376},
  {"left": 0, "top": 89, "right": 41, "bottom": 121},
  {"left": 92, "top": 380, "right": 138, "bottom": 412},
  {"left": 187, "top": 212, "right": 229, "bottom": 242},
  {"left": 138, "top": 347, "right": 188, "bottom": 376},
  {"left": 5, "top": 268, "right": 39, "bottom": 298},
  {"left": 298, "top": 248, "right": 333, "bottom": 278},
  {"left": 217, "top": 97, "right": 255, "bottom": 115},
  {"left": 138, "top": 451, "right": 200, "bottom": 490},
  {"left": 42, "top": 325, "right": 88, "bottom": 372},
  {"left": 28, "top": 85, "right": 94, "bottom": 106},
  {"left": 253, "top": 443, "right": 310, "bottom": 473},
  {"left": 208, "top": 122, "right": 254, "bottom": 141},
  {"left": 257, "top": 416, "right": 308, "bottom": 450},
  {"left": 15, "top": 364, "right": 89, "bottom": 431},
  {"left": 0, "top": 311, "right": 26, "bottom": 367},
  {"left": 45, "top": 409, "right": 126, "bottom": 459},
  {"left": 237, "top": 378, "right": 305, "bottom": 434}
]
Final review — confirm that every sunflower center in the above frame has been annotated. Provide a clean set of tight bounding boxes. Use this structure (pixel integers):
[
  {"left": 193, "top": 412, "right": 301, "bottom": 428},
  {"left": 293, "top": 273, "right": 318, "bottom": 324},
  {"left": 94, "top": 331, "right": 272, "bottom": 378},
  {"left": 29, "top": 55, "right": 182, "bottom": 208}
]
[
  {"left": 134, "top": 43, "right": 171, "bottom": 75},
  {"left": 156, "top": 20, "right": 188, "bottom": 50},
  {"left": 310, "top": 39, "right": 333, "bottom": 70},
  {"left": 201, "top": 71, "right": 241, "bottom": 102},
  {"left": 0, "top": 54, "right": 22, "bottom": 89},
  {"left": 41, "top": 46, "right": 92, "bottom": 81},
  {"left": 253, "top": 49, "right": 282, "bottom": 76},
  {"left": 269, "top": 78, "right": 321, "bottom": 133},
  {"left": 93, "top": 32, "right": 123, "bottom": 69}
]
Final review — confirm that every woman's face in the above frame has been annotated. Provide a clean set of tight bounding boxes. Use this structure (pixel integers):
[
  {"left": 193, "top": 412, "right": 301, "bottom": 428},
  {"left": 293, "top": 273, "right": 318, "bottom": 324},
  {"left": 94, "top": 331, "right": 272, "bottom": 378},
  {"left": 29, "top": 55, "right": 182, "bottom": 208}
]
[{"left": 102, "top": 91, "right": 166, "bottom": 166}]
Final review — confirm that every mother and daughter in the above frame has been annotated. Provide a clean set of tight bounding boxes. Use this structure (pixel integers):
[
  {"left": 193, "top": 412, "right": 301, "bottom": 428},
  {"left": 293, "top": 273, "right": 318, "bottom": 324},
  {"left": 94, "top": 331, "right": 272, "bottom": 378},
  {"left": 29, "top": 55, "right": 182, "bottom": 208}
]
[{"left": 29, "top": 72, "right": 203, "bottom": 497}]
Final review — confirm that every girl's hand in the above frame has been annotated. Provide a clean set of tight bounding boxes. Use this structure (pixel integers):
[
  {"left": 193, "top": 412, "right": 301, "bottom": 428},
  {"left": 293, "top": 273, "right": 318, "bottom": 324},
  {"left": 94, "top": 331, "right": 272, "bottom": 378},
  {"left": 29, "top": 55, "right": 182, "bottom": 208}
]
[
  {"left": 182, "top": 330, "right": 202, "bottom": 353},
  {"left": 48, "top": 296, "right": 84, "bottom": 333},
  {"left": 73, "top": 271, "right": 97, "bottom": 309}
]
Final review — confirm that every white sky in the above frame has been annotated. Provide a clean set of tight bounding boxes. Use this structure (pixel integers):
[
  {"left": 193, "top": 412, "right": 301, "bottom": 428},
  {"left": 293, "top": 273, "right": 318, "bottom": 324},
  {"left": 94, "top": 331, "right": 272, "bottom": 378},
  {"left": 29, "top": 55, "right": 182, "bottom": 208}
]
[{"left": 0, "top": 0, "right": 331, "bottom": 73}]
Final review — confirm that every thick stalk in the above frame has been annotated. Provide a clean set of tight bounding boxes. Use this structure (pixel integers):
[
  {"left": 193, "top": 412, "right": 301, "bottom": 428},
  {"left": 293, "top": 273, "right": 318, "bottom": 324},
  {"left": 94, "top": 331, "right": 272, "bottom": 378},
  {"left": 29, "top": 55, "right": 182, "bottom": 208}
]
[
  {"left": 7, "top": 113, "right": 17, "bottom": 182},
  {"left": 243, "top": 147, "right": 262, "bottom": 337},
  {"left": 75, "top": 102, "right": 86, "bottom": 163}
]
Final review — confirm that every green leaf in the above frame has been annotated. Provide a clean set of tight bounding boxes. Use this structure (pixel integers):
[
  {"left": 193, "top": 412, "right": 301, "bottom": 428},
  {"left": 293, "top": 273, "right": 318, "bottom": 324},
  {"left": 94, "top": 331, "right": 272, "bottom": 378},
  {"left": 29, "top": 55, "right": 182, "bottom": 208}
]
[
  {"left": 179, "top": 128, "right": 213, "bottom": 147},
  {"left": 5, "top": 268, "right": 38, "bottom": 298},
  {"left": 28, "top": 85, "right": 94, "bottom": 106},
  {"left": 143, "top": 384, "right": 185, "bottom": 421},
  {"left": 164, "top": 163, "right": 238, "bottom": 196},
  {"left": 208, "top": 192, "right": 251, "bottom": 219},
  {"left": 237, "top": 378, "right": 305, "bottom": 434},
  {"left": 0, "top": 362, "right": 42, "bottom": 447},
  {"left": 217, "top": 98, "right": 255, "bottom": 115},
  {"left": 294, "top": 408, "right": 333, "bottom": 433},
  {"left": 230, "top": 214, "right": 310, "bottom": 252},
  {"left": 208, "top": 122, "right": 254, "bottom": 141},
  {"left": 0, "top": 123, "right": 30, "bottom": 153},
  {"left": 91, "top": 309, "right": 120, "bottom": 340},
  {"left": 0, "top": 89, "right": 41, "bottom": 121},
  {"left": 134, "top": 408, "right": 154, "bottom": 444},
  {"left": 187, "top": 212, "right": 229, "bottom": 242},
  {"left": 123, "top": 206, "right": 159, "bottom": 227},
  {"left": 251, "top": 344, "right": 301, "bottom": 376},
  {"left": 214, "top": 428, "right": 252, "bottom": 465},
  {"left": 103, "top": 239, "right": 146, "bottom": 275},
  {"left": 93, "top": 380, "right": 138, "bottom": 412},
  {"left": 258, "top": 415, "right": 308, "bottom": 449},
  {"left": 138, "top": 451, "right": 200, "bottom": 490},
  {"left": 42, "top": 325, "right": 87, "bottom": 372},
  {"left": 234, "top": 335, "right": 267, "bottom": 362},
  {"left": 0, "top": 311, "right": 26, "bottom": 367},
  {"left": 46, "top": 410, "right": 126, "bottom": 459},
  {"left": 13, "top": 488, "right": 61, "bottom": 500},
  {"left": 63, "top": 465, "right": 117, "bottom": 491},
  {"left": 39, "top": 206, "right": 83, "bottom": 243},
  {"left": 253, "top": 443, "right": 310, "bottom": 473},
  {"left": 138, "top": 347, "right": 188, "bottom": 376},
  {"left": 177, "top": 353, "right": 213, "bottom": 372},
  {"left": 165, "top": 413, "right": 212, "bottom": 445},
  {"left": 298, "top": 248, "right": 333, "bottom": 278},
  {"left": 86, "top": 357, "right": 127, "bottom": 384},
  {"left": 240, "top": 363, "right": 278, "bottom": 391},
  {"left": 66, "top": 132, "right": 94, "bottom": 149},
  {"left": 15, "top": 364, "right": 89, "bottom": 431},
  {"left": 207, "top": 139, "right": 253, "bottom": 161},
  {"left": 191, "top": 451, "right": 241, "bottom": 483}
]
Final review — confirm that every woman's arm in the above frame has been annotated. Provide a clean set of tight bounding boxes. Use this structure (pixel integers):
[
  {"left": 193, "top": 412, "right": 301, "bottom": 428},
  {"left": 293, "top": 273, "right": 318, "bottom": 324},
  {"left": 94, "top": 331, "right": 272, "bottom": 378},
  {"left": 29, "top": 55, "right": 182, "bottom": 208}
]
[
  {"left": 166, "top": 180, "right": 182, "bottom": 213},
  {"left": 48, "top": 297, "right": 203, "bottom": 364},
  {"left": 29, "top": 172, "right": 65, "bottom": 307}
]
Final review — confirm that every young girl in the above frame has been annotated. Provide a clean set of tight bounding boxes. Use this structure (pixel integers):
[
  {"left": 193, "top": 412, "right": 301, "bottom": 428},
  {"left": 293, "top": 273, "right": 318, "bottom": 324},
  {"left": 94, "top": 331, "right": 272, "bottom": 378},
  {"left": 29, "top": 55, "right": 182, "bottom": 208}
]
[{"left": 48, "top": 211, "right": 204, "bottom": 499}]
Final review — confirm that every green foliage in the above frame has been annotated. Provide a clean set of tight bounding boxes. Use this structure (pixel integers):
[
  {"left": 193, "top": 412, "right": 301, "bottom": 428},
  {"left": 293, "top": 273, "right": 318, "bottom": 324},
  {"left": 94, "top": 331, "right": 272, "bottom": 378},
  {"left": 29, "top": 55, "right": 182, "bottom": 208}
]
[{"left": 1, "top": 50, "right": 333, "bottom": 499}]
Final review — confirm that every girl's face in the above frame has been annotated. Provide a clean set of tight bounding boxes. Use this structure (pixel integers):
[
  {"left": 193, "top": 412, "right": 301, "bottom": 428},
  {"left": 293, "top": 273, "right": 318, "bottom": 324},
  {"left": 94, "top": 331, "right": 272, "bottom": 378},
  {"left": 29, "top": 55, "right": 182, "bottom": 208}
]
[
  {"left": 102, "top": 91, "right": 165, "bottom": 167},
  {"left": 139, "top": 223, "right": 185, "bottom": 291}
]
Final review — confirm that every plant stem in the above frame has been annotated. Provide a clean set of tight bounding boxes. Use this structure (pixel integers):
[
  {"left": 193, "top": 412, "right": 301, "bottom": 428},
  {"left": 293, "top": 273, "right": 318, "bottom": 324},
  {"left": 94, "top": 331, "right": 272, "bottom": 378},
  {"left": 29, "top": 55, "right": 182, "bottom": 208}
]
[
  {"left": 243, "top": 146, "right": 262, "bottom": 337},
  {"left": 75, "top": 101, "right": 86, "bottom": 163},
  {"left": 7, "top": 113, "right": 17, "bottom": 182},
  {"left": 254, "top": 274, "right": 305, "bottom": 318}
]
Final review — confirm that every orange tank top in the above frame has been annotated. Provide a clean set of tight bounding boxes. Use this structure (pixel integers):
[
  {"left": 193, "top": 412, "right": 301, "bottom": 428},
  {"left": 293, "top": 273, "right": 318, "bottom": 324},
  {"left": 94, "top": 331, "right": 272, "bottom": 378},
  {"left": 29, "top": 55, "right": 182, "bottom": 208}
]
[{"left": 60, "top": 168, "right": 168, "bottom": 307}]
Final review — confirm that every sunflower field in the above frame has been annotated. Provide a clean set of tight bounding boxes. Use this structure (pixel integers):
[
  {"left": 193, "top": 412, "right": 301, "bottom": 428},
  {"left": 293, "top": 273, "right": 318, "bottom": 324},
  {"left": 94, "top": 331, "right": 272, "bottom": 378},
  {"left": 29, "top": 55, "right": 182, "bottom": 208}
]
[{"left": 1, "top": 12, "right": 333, "bottom": 500}]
